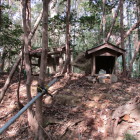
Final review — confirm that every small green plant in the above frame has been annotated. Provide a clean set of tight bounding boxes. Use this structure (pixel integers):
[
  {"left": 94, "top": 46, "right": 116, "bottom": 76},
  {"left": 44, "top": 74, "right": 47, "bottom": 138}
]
[{"left": 124, "top": 133, "right": 137, "bottom": 140}]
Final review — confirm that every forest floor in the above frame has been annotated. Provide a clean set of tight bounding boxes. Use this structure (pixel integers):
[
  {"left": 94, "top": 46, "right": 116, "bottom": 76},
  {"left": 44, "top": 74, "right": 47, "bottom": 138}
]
[{"left": 0, "top": 73, "right": 140, "bottom": 140}]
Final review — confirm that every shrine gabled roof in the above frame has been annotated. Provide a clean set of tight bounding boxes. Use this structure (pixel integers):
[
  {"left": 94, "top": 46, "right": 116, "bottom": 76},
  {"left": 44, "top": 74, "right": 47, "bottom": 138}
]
[
  {"left": 86, "top": 42, "right": 125, "bottom": 56},
  {"left": 29, "top": 46, "right": 66, "bottom": 57}
]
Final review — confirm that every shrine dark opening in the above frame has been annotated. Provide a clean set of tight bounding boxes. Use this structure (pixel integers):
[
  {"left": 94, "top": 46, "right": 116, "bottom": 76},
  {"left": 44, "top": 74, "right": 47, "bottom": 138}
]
[
  {"left": 95, "top": 56, "right": 115, "bottom": 74},
  {"left": 86, "top": 42, "right": 125, "bottom": 76}
]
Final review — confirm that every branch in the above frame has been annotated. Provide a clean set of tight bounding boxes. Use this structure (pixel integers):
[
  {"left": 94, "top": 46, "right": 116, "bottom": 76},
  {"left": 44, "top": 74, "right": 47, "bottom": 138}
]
[
  {"left": 0, "top": 52, "right": 22, "bottom": 103},
  {"left": 116, "top": 20, "right": 140, "bottom": 45}
]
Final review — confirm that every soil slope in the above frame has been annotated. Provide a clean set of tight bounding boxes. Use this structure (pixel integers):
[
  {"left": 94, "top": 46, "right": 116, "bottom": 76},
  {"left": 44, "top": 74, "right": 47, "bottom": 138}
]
[{"left": 0, "top": 73, "right": 140, "bottom": 140}]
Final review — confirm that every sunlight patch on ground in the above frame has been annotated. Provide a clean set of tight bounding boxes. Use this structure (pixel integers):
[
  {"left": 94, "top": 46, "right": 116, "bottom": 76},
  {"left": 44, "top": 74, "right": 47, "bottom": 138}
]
[{"left": 7, "top": 127, "right": 18, "bottom": 137}]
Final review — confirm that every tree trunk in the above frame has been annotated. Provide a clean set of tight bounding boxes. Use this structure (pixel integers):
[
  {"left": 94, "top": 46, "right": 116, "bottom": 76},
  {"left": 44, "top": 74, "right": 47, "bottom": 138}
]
[
  {"left": 128, "top": 41, "right": 140, "bottom": 77},
  {"left": 65, "top": 0, "right": 71, "bottom": 74},
  {"left": 0, "top": 8, "right": 43, "bottom": 103},
  {"left": 0, "top": 0, "right": 3, "bottom": 71},
  {"left": 106, "top": 0, "right": 121, "bottom": 42},
  {"left": 116, "top": 20, "right": 140, "bottom": 45},
  {"left": 35, "top": 0, "right": 49, "bottom": 139},
  {"left": 27, "top": 0, "right": 31, "bottom": 50},
  {"left": 0, "top": 0, "right": 1, "bottom": 30},
  {"left": 120, "top": 0, "right": 127, "bottom": 76},
  {"left": 102, "top": 0, "right": 106, "bottom": 42},
  {"left": 17, "top": 0, "right": 31, "bottom": 110},
  {"left": 22, "top": 0, "right": 38, "bottom": 133},
  {"left": 61, "top": 58, "right": 70, "bottom": 74},
  {"left": 128, "top": 0, "right": 140, "bottom": 77},
  {"left": 137, "top": 0, "right": 140, "bottom": 40},
  {"left": 127, "top": 2, "right": 132, "bottom": 63},
  {"left": 22, "top": 0, "right": 32, "bottom": 103},
  {"left": 17, "top": 46, "right": 24, "bottom": 109},
  {"left": 0, "top": 52, "right": 22, "bottom": 103},
  {"left": 0, "top": 48, "right": 6, "bottom": 72}
]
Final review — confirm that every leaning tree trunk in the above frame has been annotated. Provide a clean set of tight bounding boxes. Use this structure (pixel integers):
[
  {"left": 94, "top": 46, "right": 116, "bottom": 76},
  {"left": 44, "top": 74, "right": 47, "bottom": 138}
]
[
  {"left": 0, "top": 52, "right": 21, "bottom": 103},
  {"left": 35, "top": 0, "right": 49, "bottom": 139},
  {"left": 106, "top": 0, "right": 121, "bottom": 42},
  {"left": 120, "top": 0, "right": 127, "bottom": 76},
  {"left": 0, "top": 9, "right": 43, "bottom": 103},
  {"left": 116, "top": 20, "right": 140, "bottom": 45}
]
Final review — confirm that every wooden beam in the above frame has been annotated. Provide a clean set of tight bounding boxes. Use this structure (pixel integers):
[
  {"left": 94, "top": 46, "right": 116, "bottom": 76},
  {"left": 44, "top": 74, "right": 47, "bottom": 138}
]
[
  {"left": 96, "top": 52, "right": 117, "bottom": 57},
  {"left": 91, "top": 56, "right": 96, "bottom": 76}
]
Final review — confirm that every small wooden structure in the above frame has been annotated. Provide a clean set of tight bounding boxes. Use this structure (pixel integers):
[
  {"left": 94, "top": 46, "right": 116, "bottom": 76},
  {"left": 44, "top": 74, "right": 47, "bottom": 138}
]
[
  {"left": 86, "top": 42, "right": 125, "bottom": 76},
  {"left": 29, "top": 46, "right": 66, "bottom": 74}
]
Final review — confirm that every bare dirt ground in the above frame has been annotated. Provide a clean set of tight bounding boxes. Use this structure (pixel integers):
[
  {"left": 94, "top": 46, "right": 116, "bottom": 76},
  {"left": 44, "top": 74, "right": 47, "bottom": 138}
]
[{"left": 0, "top": 73, "right": 140, "bottom": 140}]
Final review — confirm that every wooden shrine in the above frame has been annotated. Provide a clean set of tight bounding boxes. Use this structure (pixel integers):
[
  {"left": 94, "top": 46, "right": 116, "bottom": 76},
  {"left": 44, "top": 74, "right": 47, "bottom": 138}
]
[
  {"left": 86, "top": 42, "right": 125, "bottom": 76},
  {"left": 29, "top": 46, "right": 66, "bottom": 74}
]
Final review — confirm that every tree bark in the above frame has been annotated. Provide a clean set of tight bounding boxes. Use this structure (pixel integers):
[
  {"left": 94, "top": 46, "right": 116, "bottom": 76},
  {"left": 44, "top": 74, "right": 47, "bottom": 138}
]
[
  {"left": 0, "top": 9, "right": 43, "bottom": 103},
  {"left": 102, "top": 0, "right": 106, "bottom": 42},
  {"left": 126, "top": 2, "right": 132, "bottom": 62},
  {"left": 0, "top": 0, "right": 1, "bottom": 30},
  {"left": 22, "top": 0, "right": 39, "bottom": 133},
  {"left": 28, "top": 10, "right": 43, "bottom": 41},
  {"left": 137, "top": 0, "right": 140, "bottom": 40},
  {"left": 35, "top": 0, "right": 49, "bottom": 139},
  {"left": 61, "top": 57, "right": 70, "bottom": 74},
  {"left": 128, "top": 41, "right": 140, "bottom": 77},
  {"left": 0, "top": 48, "right": 5, "bottom": 72},
  {"left": 17, "top": 46, "right": 24, "bottom": 109},
  {"left": 128, "top": 0, "right": 140, "bottom": 77},
  {"left": 27, "top": 0, "right": 31, "bottom": 50},
  {"left": 106, "top": 0, "right": 121, "bottom": 42},
  {"left": 120, "top": 0, "right": 127, "bottom": 76},
  {"left": 65, "top": 0, "right": 71, "bottom": 74},
  {"left": 22, "top": 0, "right": 32, "bottom": 103},
  {"left": 137, "top": 0, "right": 140, "bottom": 76}
]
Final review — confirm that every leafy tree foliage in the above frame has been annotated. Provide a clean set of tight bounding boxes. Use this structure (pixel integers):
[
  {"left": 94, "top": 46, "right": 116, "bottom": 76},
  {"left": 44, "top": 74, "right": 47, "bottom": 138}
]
[
  {"left": 0, "top": 12, "right": 22, "bottom": 55},
  {"left": 0, "top": 4, "right": 22, "bottom": 70},
  {"left": 0, "top": 0, "right": 139, "bottom": 76}
]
